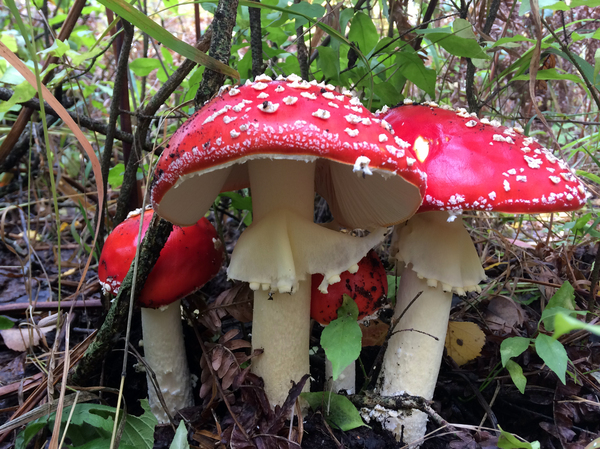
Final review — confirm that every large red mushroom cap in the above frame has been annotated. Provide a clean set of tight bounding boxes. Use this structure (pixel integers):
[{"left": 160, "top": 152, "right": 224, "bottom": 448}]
[
  {"left": 311, "top": 250, "right": 388, "bottom": 325},
  {"left": 98, "top": 208, "right": 223, "bottom": 308},
  {"left": 151, "top": 75, "right": 426, "bottom": 230},
  {"left": 380, "top": 103, "right": 588, "bottom": 214}
]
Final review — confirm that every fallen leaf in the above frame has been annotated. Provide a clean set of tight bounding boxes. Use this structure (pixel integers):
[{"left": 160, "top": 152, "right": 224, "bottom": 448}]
[
  {"left": 360, "top": 319, "right": 389, "bottom": 347},
  {"left": 0, "top": 325, "right": 55, "bottom": 352},
  {"left": 485, "top": 296, "right": 526, "bottom": 332},
  {"left": 445, "top": 321, "right": 485, "bottom": 366}
]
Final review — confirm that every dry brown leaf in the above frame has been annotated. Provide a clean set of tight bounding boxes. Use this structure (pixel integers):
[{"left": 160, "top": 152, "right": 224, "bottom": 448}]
[
  {"left": 360, "top": 319, "right": 389, "bottom": 347},
  {"left": 445, "top": 321, "right": 485, "bottom": 366},
  {"left": 484, "top": 296, "right": 526, "bottom": 332},
  {"left": 0, "top": 326, "right": 55, "bottom": 352}
]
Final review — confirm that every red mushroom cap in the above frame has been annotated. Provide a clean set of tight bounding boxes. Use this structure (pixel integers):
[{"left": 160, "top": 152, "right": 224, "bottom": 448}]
[
  {"left": 311, "top": 250, "right": 388, "bottom": 325},
  {"left": 98, "top": 209, "right": 223, "bottom": 308},
  {"left": 380, "top": 104, "right": 588, "bottom": 213},
  {"left": 151, "top": 75, "right": 426, "bottom": 229}
]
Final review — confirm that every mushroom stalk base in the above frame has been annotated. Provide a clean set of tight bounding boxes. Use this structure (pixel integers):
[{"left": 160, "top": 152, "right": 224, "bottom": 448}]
[
  {"left": 378, "top": 269, "right": 452, "bottom": 446},
  {"left": 141, "top": 301, "right": 193, "bottom": 424}
]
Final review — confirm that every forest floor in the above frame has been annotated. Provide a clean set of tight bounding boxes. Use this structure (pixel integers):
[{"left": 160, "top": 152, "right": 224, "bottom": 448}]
[{"left": 0, "top": 190, "right": 599, "bottom": 449}]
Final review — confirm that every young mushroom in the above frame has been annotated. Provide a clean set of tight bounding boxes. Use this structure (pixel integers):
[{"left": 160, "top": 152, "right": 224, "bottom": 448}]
[
  {"left": 151, "top": 75, "right": 426, "bottom": 407},
  {"left": 311, "top": 249, "right": 387, "bottom": 394},
  {"left": 375, "top": 104, "right": 588, "bottom": 445},
  {"left": 98, "top": 208, "right": 223, "bottom": 423}
]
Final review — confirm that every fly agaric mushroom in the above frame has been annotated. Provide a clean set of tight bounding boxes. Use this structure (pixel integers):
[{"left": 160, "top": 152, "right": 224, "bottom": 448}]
[
  {"left": 312, "top": 249, "right": 387, "bottom": 394},
  {"left": 99, "top": 208, "right": 223, "bottom": 423},
  {"left": 151, "top": 75, "right": 426, "bottom": 407},
  {"left": 375, "top": 103, "right": 588, "bottom": 445}
]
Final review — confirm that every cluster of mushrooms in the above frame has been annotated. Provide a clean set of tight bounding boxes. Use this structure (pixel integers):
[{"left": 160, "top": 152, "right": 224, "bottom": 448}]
[{"left": 99, "top": 74, "right": 588, "bottom": 446}]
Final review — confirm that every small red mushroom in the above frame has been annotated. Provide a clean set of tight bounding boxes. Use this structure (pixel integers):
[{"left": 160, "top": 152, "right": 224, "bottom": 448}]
[
  {"left": 311, "top": 249, "right": 387, "bottom": 325},
  {"left": 311, "top": 249, "right": 387, "bottom": 394},
  {"left": 99, "top": 208, "right": 223, "bottom": 423}
]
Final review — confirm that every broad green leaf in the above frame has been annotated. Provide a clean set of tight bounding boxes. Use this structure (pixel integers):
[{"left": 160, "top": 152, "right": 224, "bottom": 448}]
[
  {"left": 288, "top": 1, "right": 325, "bottom": 29},
  {"left": 395, "top": 52, "right": 436, "bottom": 98},
  {"left": 542, "top": 281, "right": 575, "bottom": 331},
  {"left": 321, "top": 295, "right": 362, "bottom": 380},
  {"left": 577, "top": 169, "right": 600, "bottom": 186},
  {"left": 512, "top": 68, "right": 584, "bottom": 85},
  {"left": 95, "top": 0, "right": 239, "bottom": 81},
  {"left": 37, "top": 39, "right": 70, "bottom": 58},
  {"left": 0, "top": 32, "right": 18, "bottom": 52},
  {"left": 493, "top": 36, "right": 536, "bottom": 47},
  {"left": 129, "top": 58, "right": 162, "bottom": 77},
  {"left": 318, "top": 47, "right": 340, "bottom": 82},
  {"left": 498, "top": 427, "right": 541, "bottom": 449},
  {"left": 419, "top": 30, "right": 489, "bottom": 59},
  {"left": 0, "top": 316, "right": 14, "bottom": 329},
  {"left": 373, "top": 82, "right": 402, "bottom": 108},
  {"left": 301, "top": 392, "right": 365, "bottom": 431},
  {"left": 0, "top": 80, "right": 36, "bottom": 113},
  {"left": 534, "top": 333, "right": 567, "bottom": 384},
  {"left": 453, "top": 18, "right": 477, "bottom": 40},
  {"left": 500, "top": 337, "right": 531, "bottom": 367},
  {"left": 348, "top": 12, "right": 379, "bottom": 55},
  {"left": 108, "top": 163, "right": 126, "bottom": 188},
  {"left": 505, "top": 360, "right": 527, "bottom": 394},
  {"left": 169, "top": 421, "right": 190, "bottom": 449},
  {"left": 553, "top": 313, "right": 600, "bottom": 340}
]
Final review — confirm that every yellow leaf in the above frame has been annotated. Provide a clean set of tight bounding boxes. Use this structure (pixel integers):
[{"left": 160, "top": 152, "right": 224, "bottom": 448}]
[{"left": 445, "top": 321, "right": 486, "bottom": 366}]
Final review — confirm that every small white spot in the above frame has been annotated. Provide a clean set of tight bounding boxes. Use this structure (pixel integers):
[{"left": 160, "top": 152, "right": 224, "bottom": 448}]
[
  {"left": 353, "top": 156, "right": 372, "bottom": 176},
  {"left": 480, "top": 118, "right": 491, "bottom": 125},
  {"left": 344, "top": 114, "right": 362, "bottom": 125},
  {"left": 428, "top": 101, "right": 439, "bottom": 108},
  {"left": 257, "top": 92, "right": 269, "bottom": 99},
  {"left": 507, "top": 169, "right": 517, "bottom": 175},
  {"left": 406, "top": 157, "right": 416, "bottom": 167},
  {"left": 275, "top": 85, "right": 285, "bottom": 93},
  {"left": 286, "top": 74, "right": 302, "bottom": 83},
  {"left": 516, "top": 175, "right": 527, "bottom": 182},
  {"left": 386, "top": 145, "right": 404, "bottom": 158},
  {"left": 488, "top": 191, "right": 497, "bottom": 200},
  {"left": 490, "top": 119, "right": 502, "bottom": 127},
  {"left": 335, "top": 95, "right": 345, "bottom": 102},
  {"left": 503, "top": 180, "right": 511, "bottom": 191},
  {"left": 322, "top": 92, "right": 336, "bottom": 100},
  {"left": 513, "top": 125, "right": 524, "bottom": 134},
  {"left": 312, "top": 109, "right": 331, "bottom": 120},
  {"left": 328, "top": 102, "right": 339, "bottom": 109},
  {"left": 239, "top": 124, "right": 248, "bottom": 132},
  {"left": 301, "top": 92, "right": 317, "bottom": 100},
  {"left": 403, "top": 99, "right": 413, "bottom": 105},
  {"left": 349, "top": 97, "right": 362, "bottom": 106},
  {"left": 362, "top": 118, "right": 372, "bottom": 126},
  {"left": 345, "top": 128, "right": 359, "bottom": 137},
  {"left": 520, "top": 146, "right": 531, "bottom": 153},
  {"left": 283, "top": 96, "right": 298, "bottom": 105},
  {"left": 524, "top": 155, "right": 542, "bottom": 169},
  {"left": 257, "top": 102, "right": 279, "bottom": 113},
  {"left": 379, "top": 134, "right": 388, "bottom": 143},
  {"left": 549, "top": 176, "right": 561, "bottom": 184},
  {"left": 228, "top": 88, "right": 241, "bottom": 96},
  {"left": 380, "top": 120, "right": 393, "bottom": 133},
  {"left": 230, "top": 130, "right": 240, "bottom": 139},
  {"left": 252, "top": 82, "right": 269, "bottom": 91},
  {"left": 255, "top": 74, "right": 272, "bottom": 83},
  {"left": 465, "top": 120, "right": 478, "bottom": 128}
]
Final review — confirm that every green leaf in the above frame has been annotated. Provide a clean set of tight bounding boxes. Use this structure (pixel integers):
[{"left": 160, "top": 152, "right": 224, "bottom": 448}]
[
  {"left": 348, "top": 12, "right": 379, "bottom": 55},
  {"left": 452, "top": 18, "right": 477, "bottom": 40},
  {"left": 37, "top": 39, "right": 70, "bottom": 58},
  {"left": 169, "top": 421, "right": 190, "bottom": 449},
  {"left": 130, "top": 58, "right": 162, "bottom": 77},
  {"left": 534, "top": 333, "right": 567, "bottom": 384},
  {"left": 288, "top": 1, "right": 325, "bottom": 29},
  {"left": 498, "top": 427, "right": 541, "bottom": 448},
  {"left": 301, "top": 392, "right": 365, "bottom": 431},
  {"left": 594, "top": 48, "right": 600, "bottom": 84},
  {"left": 505, "top": 360, "right": 527, "bottom": 394},
  {"left": 395, "top": 52, "right": 436, "bottom": 98},
  {"left": 553, "top": 313, "right": 600, "bottom": 340},
  {"left": 108, "top": 163, "right": 126, "bottom": 188},
  {"left": 321, "top": 295, "right": 362, "bottom": 380},
  {"left": 500, "top": 337, "right": 531, "bottom": 367},
  {"left": 95, "top": 0, "right": 239, "bottom": 81},
  {"left": 0, "top": 80, "right": 36, "bottom": 113},
  {"left": 0, "top": 316, "right": 15, "bottom": 330},
  {"left": 318, "top": 47, "right": 340, "bottom": 82},
  {"left": 542, "top": 281, "right": 575, "bottom": 331},
  {"left": 512, "top": 68, "right": 584, "bottom": 85},
  {"left": 419, "top": 30, "right": 489, "bottom": 59},
  {"left": 577, "top": 169, "right": 600, "bottom": 186}
]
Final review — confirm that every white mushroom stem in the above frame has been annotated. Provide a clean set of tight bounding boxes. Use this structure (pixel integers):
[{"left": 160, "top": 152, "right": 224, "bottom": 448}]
[
  {"left": 379, "top": 269, "right": 451, "bottom": 445},
  {"left": 326, "top": 358, "right": 356, "bottom": 395},
  {"left": 229, "top": 159, "right": 385, "bottom": 407},
  {"left": 377, "top": 211, "right": 486, "bottom": 446},
  {"left": 141, "top": 300, "right": 193, "bottom": 424}
]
